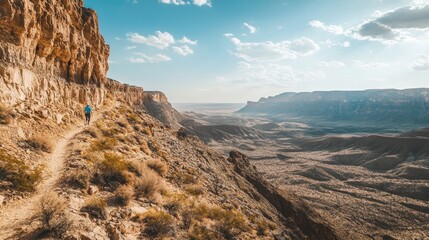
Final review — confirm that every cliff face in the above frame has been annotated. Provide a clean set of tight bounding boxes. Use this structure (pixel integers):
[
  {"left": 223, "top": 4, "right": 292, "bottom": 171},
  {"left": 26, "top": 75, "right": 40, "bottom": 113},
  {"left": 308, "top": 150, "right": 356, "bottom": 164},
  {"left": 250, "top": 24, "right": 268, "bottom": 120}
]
[
  {"left": 0, "top": 0, "right": 146, "bottom": 122},
  {"left": 143, "top": 91, "right": 183, "bottom": 129},
  {"left": 0, "top": 0, "right": 108, "bottom": 85}
]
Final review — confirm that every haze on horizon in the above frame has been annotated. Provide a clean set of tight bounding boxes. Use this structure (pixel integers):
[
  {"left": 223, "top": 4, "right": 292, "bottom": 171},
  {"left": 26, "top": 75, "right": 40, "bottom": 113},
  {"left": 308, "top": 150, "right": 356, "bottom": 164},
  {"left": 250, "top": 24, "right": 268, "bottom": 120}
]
[{"left": 85, "top": 0, "right": 429, "bottom": 103}]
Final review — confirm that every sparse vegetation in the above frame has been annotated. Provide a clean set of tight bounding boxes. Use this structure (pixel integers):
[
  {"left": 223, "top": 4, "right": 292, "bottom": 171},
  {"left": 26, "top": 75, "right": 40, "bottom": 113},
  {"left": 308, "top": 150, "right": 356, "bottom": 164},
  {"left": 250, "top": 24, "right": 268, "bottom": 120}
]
[
  {"left": 213, "top": 209, "right": 249, "bottom": 239},
  {"left": 181, "top": 203, "right": 250, "bottom": 239},
  {"left": 64, "top": 168, "right": 91, "bottom": 189},
  {"left": 94, "top": 153, "right": 131, "bottom": 188},
  {"left": 185, "top": 184, "right": 204, "bottom": 197},
  {"left": 0, "top": 103, "right": 13, "bottom": 125},
  {"left": 26, "top": 134, "right": 54, "bottom": 153},
  {"left": 146, "top": 159, "right": 168, "bottom": 177},
  {"left": 189, "top": 225, "right": 219, "bottom": 240},
  {"left": 0, "top": 149, "right": 43, "bottom": 191},
  {"left": 134, "top": 169, "right": 165, "bottom": 201},
  {"left": 141, "top": 140, "right": 152, "bottom": 156},
  {"left": 163, "top": 193, "right": 187, "bottom": 216},
  {"left": 141, "top": 210, "right": 174, "bottom": 239},
  {"left": 256, "top": 219, "right": 276, "bottom": 236},
  {"left": 114, "top": 184, "right": 134, "bottom": 206},
  {"left": 83, "top": 126, "right": 100, "bottom": 138},
  {"left": 90, "top": 137, "right": 118, "bottom": 151},
  {"left": 81, "top": 197, "right": 108, "bottom": 220},
  {"left": 39, "top": 193, "right": 72, "bottom": 238}
]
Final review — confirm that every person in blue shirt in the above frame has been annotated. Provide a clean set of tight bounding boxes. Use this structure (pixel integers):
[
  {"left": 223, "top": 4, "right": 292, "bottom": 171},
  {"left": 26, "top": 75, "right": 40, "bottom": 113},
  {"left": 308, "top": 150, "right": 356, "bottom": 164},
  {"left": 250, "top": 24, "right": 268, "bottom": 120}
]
[{"left": 84, "top": 104, "right": 92, "bottom": 125}]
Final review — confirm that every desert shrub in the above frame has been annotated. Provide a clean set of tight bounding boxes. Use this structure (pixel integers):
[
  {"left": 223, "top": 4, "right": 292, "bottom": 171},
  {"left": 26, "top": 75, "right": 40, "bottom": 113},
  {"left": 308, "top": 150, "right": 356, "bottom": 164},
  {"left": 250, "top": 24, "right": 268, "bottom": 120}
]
[
  {"left": 181, "top": 203, "right": 211, "bottom": 229},
  {"left": 141, "top": 140, "right": 152, "bottom": 156},
  {"left": 213, "top": 209, "right": 249, "bottom": 240},
  {"left": 0, "top": 103, "right": 13, "bottom": 124},
  {"left": 81, "top": 197, "right": 108, "bottom": 220},
  {"left": 0, "top": 149, "right": 43, "bottom": 191},
  {"left": 95, "top": 153, "right": 131, "bottom": 188},
  {"left": 256, "top": 220, "right": 276, "bottom": 236},
  {"left": 189, "top": 225, "right": 219, "bottom": 240},
  {"left": 185, "top": 185, "right": 204, "bottom": 197},
  {"left": 142, "top": 126, "right": 153, "bottom": 136},
  {"left": 142, "top": 210, "right": 174, "bottom": 239},
  {"left": 175, "top": 171, "right": 198, "bottom": 185},
  {"left": 181, "top": 203, "right": 249, "bottom": 238},
  {"left": 127, "top": 113, "right": 142, "bottom": 124},
  {"left": 83, "top": 127, "right": 100, "bottom": 138},
  {"left": 163, "top": 193, "right": 187, "bottom": 216},
  {"left": 26, "top": 134, "right": 54, "bottom": 153},
  {"left": 114, "top": 185, "right": 134, "bottom": 206},
  {"left": 90, "top": 137, "right": 118, "bottom": 151},
  {"left": 39, "top": 193, "right": 72, "bottom": 238},
  {"left": 64, "top": 168, "right": 91, "bottom": 189},
  {"left": 134, "top": 169, "right": 165, "bottom": 201},
  {"left": 116, "top": 118, "right": 131, "bottom": 130},
  {"left": 146, "top": 159, "right": 168, "bottom": 177}
]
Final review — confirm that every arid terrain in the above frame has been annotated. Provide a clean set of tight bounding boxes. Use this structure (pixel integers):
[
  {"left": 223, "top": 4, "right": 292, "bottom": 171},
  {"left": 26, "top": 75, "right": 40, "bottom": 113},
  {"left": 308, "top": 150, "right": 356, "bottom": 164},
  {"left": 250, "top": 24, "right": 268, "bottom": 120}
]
[{"left": 180, "top": 106, "right": 429, "bottom": 240}]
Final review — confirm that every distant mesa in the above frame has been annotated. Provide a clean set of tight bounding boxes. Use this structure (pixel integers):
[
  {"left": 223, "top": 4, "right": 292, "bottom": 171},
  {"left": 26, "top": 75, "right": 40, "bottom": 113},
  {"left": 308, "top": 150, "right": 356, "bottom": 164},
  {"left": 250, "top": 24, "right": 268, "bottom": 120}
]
[{"left": 239, "top": 89, "right": 429, "bottom": 123}]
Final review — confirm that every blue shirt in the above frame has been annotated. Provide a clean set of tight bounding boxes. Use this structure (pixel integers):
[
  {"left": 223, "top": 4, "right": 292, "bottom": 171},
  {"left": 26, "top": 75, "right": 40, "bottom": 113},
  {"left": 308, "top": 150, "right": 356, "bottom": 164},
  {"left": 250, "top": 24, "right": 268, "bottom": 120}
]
[{"left": 85, "top": 106, "right": 92, "bottom": 114}]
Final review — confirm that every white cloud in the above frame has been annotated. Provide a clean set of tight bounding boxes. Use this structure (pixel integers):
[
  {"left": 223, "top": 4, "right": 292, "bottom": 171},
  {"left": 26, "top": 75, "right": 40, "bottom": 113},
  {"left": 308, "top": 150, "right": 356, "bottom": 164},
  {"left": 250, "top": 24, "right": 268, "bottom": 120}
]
[
  {"left": 224, "top": 33, "right": 234, "bottom": 38},
  {"left": 160, "top": 0, "right": 188, "bottom": 5},
  {"left": 129, "top": 53, "right": 172, "bottom": 63},
  {"left": 309, "top": 20, "right": 345, "bottom": 35},
  {"left": 125, "top": 46, "right": 137, "bottom": 50},
  {"left": 193, "top": 0, "right": 211, "bottom": 7},
  {"left": 173, "top": 45, "right": 194, "bottom": 56},
  {"left": 319, "top": 61, "right": 346, "bottom": 68},
  {"left": 410, "top": 55, "right": 429, "bottom": 70},
  {"left": 127, "top": 31, "right": 175, "bottom": 49},
  {"left": 178, "top": 36, "right": 197, "bottom": 45},
  {"left": 310, "top": 4, "right": 429, "bottom": 44},
  {"left": 320, "top": 40, "right": 351, "bottom": 48},
  {"left": 243, "top": 23, "right": 258, "bottom": 34},
  {"left": 352, "top": 60, "right": 392, "bottom": 69},
  {"left": 159, "top": 0, "right": 211, "bottom": 6},
  {"left": 225, "top": 35, "right": 320, "bottom": 62}
]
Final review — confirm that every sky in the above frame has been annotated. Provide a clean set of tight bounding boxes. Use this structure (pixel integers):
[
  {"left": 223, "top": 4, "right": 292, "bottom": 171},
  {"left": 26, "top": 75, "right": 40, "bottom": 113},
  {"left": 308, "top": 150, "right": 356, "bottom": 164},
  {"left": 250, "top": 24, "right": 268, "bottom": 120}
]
[{"left": 84, "top": 0, "right": 429, "bottom": 103}]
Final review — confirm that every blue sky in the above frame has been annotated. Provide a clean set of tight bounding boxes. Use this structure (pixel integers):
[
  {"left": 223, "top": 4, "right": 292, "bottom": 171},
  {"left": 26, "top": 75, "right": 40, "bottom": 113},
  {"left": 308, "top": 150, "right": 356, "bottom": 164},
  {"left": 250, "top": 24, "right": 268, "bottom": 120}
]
[{"left": 85, "top": 0, "right": 429, "bottom": 103}]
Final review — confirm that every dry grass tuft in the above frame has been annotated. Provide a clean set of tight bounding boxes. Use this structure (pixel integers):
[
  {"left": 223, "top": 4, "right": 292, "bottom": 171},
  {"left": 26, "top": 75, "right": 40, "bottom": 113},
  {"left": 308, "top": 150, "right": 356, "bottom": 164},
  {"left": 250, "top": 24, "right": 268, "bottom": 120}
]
[
  {"left": 64, "top": 169, "right": 91, "bottom": 189},
  {"left": 83, "top": 126, "right": 100, "bottom": 138},
  {"left": 0, "top": 149, "right": 43, "bottom": 191},
  {"left": 189, "top": 225, "right": 218, "bottom": 240},
  {"left": 95, "top": 153, "right": 131, "bottom": 188},
  {"left": 81, "top": 197, "right": 108, "bottom": 220},
  {"left": 39, "top": 193, "right": 72, "bottom": 238},
  {"left": 134, "top": 169, "right": 165, "bottom": 201},
  {"left": 163, "top": 193, "right": 188, "bottom": 217},
  {"left": 141, "top": 210, "right": 174, "bottom": 239},
  {"left": 181, "top": 203, "right": 250, "bottom": 239},
  {"left": 256, "top": 220, "right": 276, "bottom": 236},
  {"left": 185, "top": 184, "right": 204, "bottom": 197},
  {"left": 26, "top": 134, "right": 54, "bottom": 153},
  {"left": 90, "top": 137, "right": 118, "bottom": 151},
  {"left": 114, "top": 185, "right": 134, "bottom": 206},
  {"left": 141, "top": 140, "right": 152, "bottom": 156},
  {"left": 146, "top": 159, "right": 168, "bottom": 177},
  {"left": 0, "top": 103, "right": 13, "bottom": 125}
]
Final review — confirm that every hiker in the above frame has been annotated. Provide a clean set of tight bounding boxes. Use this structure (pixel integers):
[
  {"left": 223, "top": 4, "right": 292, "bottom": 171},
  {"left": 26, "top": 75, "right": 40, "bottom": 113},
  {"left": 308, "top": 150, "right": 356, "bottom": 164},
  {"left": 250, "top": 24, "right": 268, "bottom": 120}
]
[{"left": 84, "top": 104, "right": 92, "bottom": 125}]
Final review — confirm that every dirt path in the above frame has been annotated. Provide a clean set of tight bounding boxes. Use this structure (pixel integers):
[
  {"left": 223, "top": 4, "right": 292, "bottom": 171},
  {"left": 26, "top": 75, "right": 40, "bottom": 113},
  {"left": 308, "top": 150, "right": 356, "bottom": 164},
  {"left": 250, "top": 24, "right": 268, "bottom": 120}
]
[{"left": 0, "top": 113, "right": 102, "bottom": 239}]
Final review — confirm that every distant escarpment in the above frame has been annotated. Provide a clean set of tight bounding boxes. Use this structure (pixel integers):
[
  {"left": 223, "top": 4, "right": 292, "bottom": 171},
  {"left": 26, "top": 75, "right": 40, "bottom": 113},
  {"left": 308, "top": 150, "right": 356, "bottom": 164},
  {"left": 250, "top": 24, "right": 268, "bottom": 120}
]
[{"left": 239, "top": 89, "right": 429, "bottom": 123}]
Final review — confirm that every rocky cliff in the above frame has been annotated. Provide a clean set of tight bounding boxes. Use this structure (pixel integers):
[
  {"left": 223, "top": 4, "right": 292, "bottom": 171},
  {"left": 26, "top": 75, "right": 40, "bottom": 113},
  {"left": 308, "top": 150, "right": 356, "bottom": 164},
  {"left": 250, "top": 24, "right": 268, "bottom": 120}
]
[{"left": 0, "top": 0, "right": 146, "bottom": 123}]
